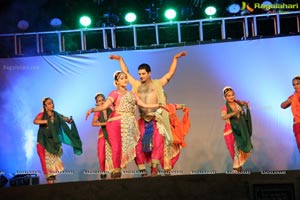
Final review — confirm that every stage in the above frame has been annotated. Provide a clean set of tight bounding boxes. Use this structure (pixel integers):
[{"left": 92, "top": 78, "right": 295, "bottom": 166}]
[{"left": 1, "top": 170, "right": 299, "bottom": 200}]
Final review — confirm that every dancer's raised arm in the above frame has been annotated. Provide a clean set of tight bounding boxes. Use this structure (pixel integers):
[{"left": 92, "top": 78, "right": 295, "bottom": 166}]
[
  {"left": 160, "top": 51, "right": 187, "bottom": 87},
  {"left": 109, "top": 55, "right": 137, "bottom": 86}
]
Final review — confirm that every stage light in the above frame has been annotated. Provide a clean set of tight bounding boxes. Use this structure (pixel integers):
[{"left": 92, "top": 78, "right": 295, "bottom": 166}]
[
  {"left": 145, "top": 3, "right": 160, "bottom": 23},
  {"left": 0, "top": 175, "right": 8, "bottom": 188},
  {"left": 79, "top": 16, "right": 91, "bottom": 27},
  {"left": 240, "top": 9, "right": 250, "bottom": 16},
  {"left": 17, "top": 20, "right": 29, "bottom": 31},
  {"left": 164, "top": 8, "right": 177, "bottom": 21},
  {"left": 101, "top": 12, "right": 120, "bottom": 27},
  {"left": 50, "top": 18, "right": 62, "bottom": 29},
  {"left": 181, "top": 6, "right": 194, "bottom": 20},
  {"left": 227, "top": 3, "right": 241, "bottom": 14},
  {"left": 204, "top": 6, "right": 217, "bottom": 17},
  {"left": 262, "top": 1, "right": 273, "bottom": 6},
  {"left": 261, "top": 1, "right": 273, "bottom": 12},
  {"left": 125, "top": 12, "right": 137, "bottom": 24}
]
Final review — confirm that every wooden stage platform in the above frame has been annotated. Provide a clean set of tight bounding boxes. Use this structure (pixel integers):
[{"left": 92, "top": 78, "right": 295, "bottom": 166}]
[{"left": 1, "top": 170, "right": 300, "bottom": 200}]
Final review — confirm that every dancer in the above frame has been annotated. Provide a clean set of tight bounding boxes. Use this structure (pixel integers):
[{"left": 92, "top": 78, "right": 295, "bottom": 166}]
[
  {"left": 281, "top": 76, "right": 300, "bottom": 153},
  {"left": 33, "top": 97, "right": 82, "bottom": 184},
  {"left": 86, "top": 71, "right": 166, "bottom": 178},
  {"left": 109, "top": 51, "right": 187, "bottom": 176},
  {"left": 91, "top": 93, "right": 113, "bottom": 179},
  {"left": 221, "top": 86, "right": 253, "bottom": 172},
  {"left": 161, "top": 92, "right": 190, "bottom": 174}
]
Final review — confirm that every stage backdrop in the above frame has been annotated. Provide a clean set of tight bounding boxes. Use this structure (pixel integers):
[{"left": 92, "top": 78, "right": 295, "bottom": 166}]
[{"left": 0, "top": 35, "right": 299, "bottom": 184}]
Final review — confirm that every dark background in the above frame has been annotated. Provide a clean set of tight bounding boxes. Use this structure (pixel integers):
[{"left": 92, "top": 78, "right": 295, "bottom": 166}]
[{"left": 1, "top": 0, "right": 298, "bottom": 34}]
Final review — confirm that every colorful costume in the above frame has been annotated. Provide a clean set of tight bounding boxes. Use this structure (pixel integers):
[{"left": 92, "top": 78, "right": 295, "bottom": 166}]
[
  {"left": 221, "top": 101, "right": 252, "bottom": 170},
  {"left": 161, "top": 104, "right": 190, "bottom": 170},
  {"left": 132, "top": 80, "right": 173, "bottom": 170},
  {"left": 105, "top": 90, "right": 140, "bottom": 172},
  {"left": 93, "top": 108, "right": 112, "bottom": 174},
  {"left": 288, "top": 91, "right": 300, "bottom": 152},
  {"left": 36, "top": 111, "right": 82, "bottom": 180}
]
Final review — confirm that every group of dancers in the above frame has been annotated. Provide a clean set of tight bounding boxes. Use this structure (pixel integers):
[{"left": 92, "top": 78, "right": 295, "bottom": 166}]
[
  {"left": 34, "top": 51, "right": 190, "bottom": 183},
  {"left": 220, "top": 75, "right": 300, "bottom": 173},
  {"left": 33, "top": 50, "right": 300, "bottom": 184}
]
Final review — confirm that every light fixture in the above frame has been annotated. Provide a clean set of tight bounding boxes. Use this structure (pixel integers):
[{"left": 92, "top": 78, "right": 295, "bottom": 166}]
[
  {"left": 227, "top": 3, "right": 241, "bottom": 14},
  {"left": 17, "top": 20, "right": 29, "bottom": 31},
  {"left": 164, "top": 8, "right": 177, "bottom": 21},
  {"left": 0, "top": 175, "right": 8, "bottom": 188},
  {"left": 204, "top": 6, "right": 217, "bottom": 18},
  {"left": 181, "top": 6, "right": 194, "bottom": 20},
  {"left": 101, "top": 12, "right": 120, "bottom": 27},
  {"left": 261, "top": 1, "right": 273, "bottom": 12},
  {"left": 50, "top": 18, "right": 62, "bottom": 29},
  {"left": 79, "top": 16, "right": 92, "bottom": 27},
  {"left": 125, "top": 12, "right": 137, "bottom": 24},
  {"left": 145, "top": 3, "right": 160, "bottom": 23}
]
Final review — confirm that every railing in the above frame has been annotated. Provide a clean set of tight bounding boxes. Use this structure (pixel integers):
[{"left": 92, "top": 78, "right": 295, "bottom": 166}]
[{"left": 0, "top": 11, "right": 299, "bottom": 57}]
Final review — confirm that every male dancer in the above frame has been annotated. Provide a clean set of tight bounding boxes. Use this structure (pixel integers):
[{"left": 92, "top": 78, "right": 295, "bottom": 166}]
[{"left": 109, "top": 51, "right": 187, "bottom": 176}]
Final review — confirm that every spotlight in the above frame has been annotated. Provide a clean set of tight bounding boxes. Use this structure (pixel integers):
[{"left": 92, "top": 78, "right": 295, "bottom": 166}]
[
  {"left": 204, "top": 6, "right": 217, "bottom": 18},
  {"left": 240, "top": 9, "right": 250, "bottom": 16},
  {"left": 262, "top": 1, "right": 273, "bottom": 6},
  {"left": 145, "top": 3, "right": 160, "bottom": 23},
  {"left": 0, "top": 175, "right": 8, "bottom": 188},
  {"left": 50, "top": 18, "right": 62, "bottom": 29},
  {"left": 17, "top": 20, "right": 29, "bottom": 31},
  {"left": 227, "top": 3, "right": 241, "bottom": 14},
  {"left": 102, "top": 12, "right": 120, "bottom": 27},
  {"left": 125, "top": 12, "right": 137, "bottom": 24},
  {"left": 261, "top": 1, "right": 273, "bottom": 12},
  {"left": 164, "top": 8, "right": 177, "bottom": 21},
  {"left": 79, "top": 16, "right": 92, "bottom": 27},
  {"left": 181, "top": 6, "right": 194, "bottom": 20}
]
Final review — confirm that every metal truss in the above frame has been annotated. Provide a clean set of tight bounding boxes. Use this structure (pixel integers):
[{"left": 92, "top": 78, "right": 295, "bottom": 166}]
[{"left": 0, "top": 11, "right": 299, "bottom": 57}]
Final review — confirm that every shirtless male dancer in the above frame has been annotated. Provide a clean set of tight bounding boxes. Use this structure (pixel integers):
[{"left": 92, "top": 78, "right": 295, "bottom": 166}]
[{"left": 109, "top": 51, "right": 187, "bottom": 176}]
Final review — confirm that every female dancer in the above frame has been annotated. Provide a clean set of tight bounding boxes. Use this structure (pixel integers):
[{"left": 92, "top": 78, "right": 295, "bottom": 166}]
[
  {"left": 161, "top": 92, "right": 190, "bottom": 174},
  {"left": 86, "top": 71, "right": 166, "bottom": 178},
  {"left": 33, "top": 97, "right": 82, "bottom": 183},
  {"left": 92, "top": 93, "right": 113, "bottom": 179},
  {"left": 221, "top": 86, "right": 253, "bottom": 172},
  {"left": 281, "top": 76, "right": 300, "bottom": 153}
]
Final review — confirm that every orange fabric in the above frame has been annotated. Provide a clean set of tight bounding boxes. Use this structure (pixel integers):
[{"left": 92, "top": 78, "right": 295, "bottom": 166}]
[
  {"left": 182, "top": 107, "right": 190, "bottom": 135},
  {"left": 291, "top": 92, "right": 300, "bottom": 123},
  {"left": 166, "top": 104, "right": 190, "bottom": 147}
]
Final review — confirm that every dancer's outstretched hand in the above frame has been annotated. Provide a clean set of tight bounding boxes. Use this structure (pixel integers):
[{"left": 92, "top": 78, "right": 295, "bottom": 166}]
[
  {"left": 109, "top": 55, "right": 122, "bottom": 60},
  {"left": 174, "top": 51, "right": 187, "bottom": 59},
  {"left": 86, "top": 108, "right": 92, "bottom": 120}
]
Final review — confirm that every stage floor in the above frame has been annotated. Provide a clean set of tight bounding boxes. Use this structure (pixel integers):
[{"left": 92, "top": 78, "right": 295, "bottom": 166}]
[{"left": 1, "top": 170, "right": 300, "bottom": 200}]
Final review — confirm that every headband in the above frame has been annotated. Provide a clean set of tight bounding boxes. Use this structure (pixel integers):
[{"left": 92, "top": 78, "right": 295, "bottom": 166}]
[
  {"left": 293, "top": 75, "right": 300, "bottom": 80},
  {"left": 113, "top": 71, "right": 126, "bottom": 87},
  {"left": 113, "top": 71, "right": 126, "bottom": 80},
  {"left": 223, "top": 86, "right": 233, "bottom": 97}
]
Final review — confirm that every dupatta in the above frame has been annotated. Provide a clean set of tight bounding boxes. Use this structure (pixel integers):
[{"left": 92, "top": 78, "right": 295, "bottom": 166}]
[
  {"left": 37, "top": 111, "right": 82, "bottom": 156},
  {"left": 226, "top": 101, "right": 253, "bottom": 153}
]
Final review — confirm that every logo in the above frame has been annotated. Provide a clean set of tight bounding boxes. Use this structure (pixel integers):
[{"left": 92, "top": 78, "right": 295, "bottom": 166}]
[
  {"left": 241, "top": 1, "right": 299, "bottom": 13},
  {"left": 241, "top": 2, "right": 254, "bottom": 13}
]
